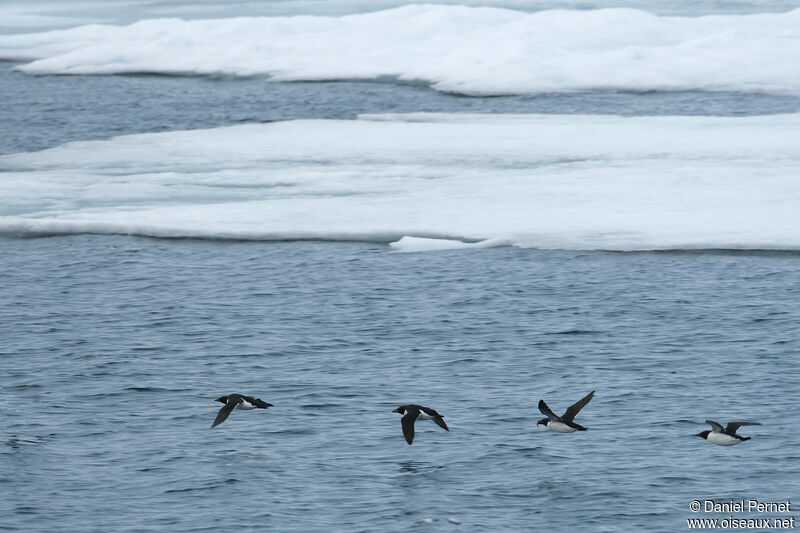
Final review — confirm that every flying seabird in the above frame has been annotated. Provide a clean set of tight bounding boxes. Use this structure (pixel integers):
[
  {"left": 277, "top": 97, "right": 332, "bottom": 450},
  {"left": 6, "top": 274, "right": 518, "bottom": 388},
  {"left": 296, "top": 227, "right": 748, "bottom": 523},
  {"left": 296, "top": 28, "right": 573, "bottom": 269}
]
[
  {"left": 537, "top": 390, "right": 595, "bottom": 433},
  {"left": 211, "top": 394, "right": 273, "bottom": 428},
  {"left": 393, "top": 404, "right": 449, "bottom": 445},
  {"left": 695, "top": 420, "right": 761, "bottom": 446}
]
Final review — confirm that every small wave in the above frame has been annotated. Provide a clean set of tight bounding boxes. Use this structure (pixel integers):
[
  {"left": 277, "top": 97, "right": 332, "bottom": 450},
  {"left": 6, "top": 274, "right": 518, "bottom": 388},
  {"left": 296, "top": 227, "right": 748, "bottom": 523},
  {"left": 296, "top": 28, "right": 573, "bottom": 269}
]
[
  {"left": 300, "top": 403, "right": 343, "bottom": 409},
  {"left": 124, "top": 386, "right": 175, "bottom": 392},
  {"left": 398, "top": 461, "right": 445, "bottom": 475},
  {"left": 544, "top": 329, "right": 598, "bottom": 335},
  {"left": 163, "top": 480, "right": 239, "bottom": 494},
  {"left": 271, "top": 428, "right": 317, "bottom": 436},
  {"left": 4, "top": 436, "right": 48, "bottom": 450},
  {"left": 439, "top": 357, "right": 482, "bottom": 366}
]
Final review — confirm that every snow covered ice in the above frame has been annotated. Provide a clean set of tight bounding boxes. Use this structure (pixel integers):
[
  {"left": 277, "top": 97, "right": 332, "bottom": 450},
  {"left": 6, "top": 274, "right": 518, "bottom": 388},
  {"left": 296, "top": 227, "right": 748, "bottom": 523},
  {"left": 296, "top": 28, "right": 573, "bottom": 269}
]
[
  {"left": 2, "top": 5, "right": 800, "bottom": 95},
  {"left": 1, "top": 112, "right": 798, "bottom": 251}
]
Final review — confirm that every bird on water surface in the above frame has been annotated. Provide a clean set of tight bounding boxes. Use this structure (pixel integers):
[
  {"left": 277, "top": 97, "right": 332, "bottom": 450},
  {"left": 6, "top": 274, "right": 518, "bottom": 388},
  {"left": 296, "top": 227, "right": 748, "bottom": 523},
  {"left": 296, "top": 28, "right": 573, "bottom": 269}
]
[
  {"left": 211, "top": 394, "right": 273, "bottom": 428},
  {"left": 695, "top": 420, "right": 761, "bottom": 446},
  {"left": 393, "top": 404, "right": 449, "bottom": 445},
  {"left": 537, "top": 390, "right": 595, "bottom": 433}
]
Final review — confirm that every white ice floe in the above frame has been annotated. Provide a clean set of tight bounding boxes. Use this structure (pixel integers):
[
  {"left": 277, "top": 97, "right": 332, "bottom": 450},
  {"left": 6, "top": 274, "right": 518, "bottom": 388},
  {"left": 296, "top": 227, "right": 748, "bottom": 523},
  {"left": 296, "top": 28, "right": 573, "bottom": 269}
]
[
  {"left": 1, "top": 113, "right": 799, "bottom": 251},
  {"left": 1, "top": 5, "right": 800, "bottom": 95},
  {"left": 389, "top": 237, "right": 511, "bottom": 252}
]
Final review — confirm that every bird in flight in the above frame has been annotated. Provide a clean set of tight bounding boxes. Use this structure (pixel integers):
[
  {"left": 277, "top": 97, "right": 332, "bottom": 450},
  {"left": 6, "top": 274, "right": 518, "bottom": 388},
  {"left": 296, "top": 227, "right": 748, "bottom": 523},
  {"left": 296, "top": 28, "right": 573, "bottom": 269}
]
[
  {"left": 393, "top": 404, "right": 449, "bottom": 445},
  {"left": 537, "top": 390, "right": 595, "bottom": 433},
  {"left": 695, "top": 420, "right": 761, "bottom": 446},
  {"left": 211, "top": 394, "right": 273, "bottom": 428}
]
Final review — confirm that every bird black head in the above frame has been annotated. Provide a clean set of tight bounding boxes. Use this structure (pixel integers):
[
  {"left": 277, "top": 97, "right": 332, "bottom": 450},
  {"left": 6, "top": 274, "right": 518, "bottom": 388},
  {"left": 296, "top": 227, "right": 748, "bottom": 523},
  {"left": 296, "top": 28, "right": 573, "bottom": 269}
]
[
  {"left": 215, "top": 396, "right": 228, "bottom": 404},
  {"left": 393, "top": 406, "right": 406, "bottom": 414},
  {"left": 695, "top": 430, "right": 710, "bottom": 439},
  {"left": 537, "top": 418, "right": 549, "bottom": 427}
]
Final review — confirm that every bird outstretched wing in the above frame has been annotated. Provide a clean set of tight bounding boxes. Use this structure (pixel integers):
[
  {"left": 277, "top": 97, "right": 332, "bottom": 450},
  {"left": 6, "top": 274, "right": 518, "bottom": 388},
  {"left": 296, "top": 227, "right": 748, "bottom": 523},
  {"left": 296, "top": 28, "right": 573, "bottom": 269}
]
[
  {"left": 563, "top": 391, "right": 595, "bottom": 422},
  {"left": 212, "top": 397, "right": 239, "bottom": 428},
  {"left": 401, "top": 410, "right": 418, "bottom": 445},
  {"left": 725, "top": 421, "right": 761, "bottom": 434},
  {"left": 705, "top": 420, "right": 725, "bottom": 433},
  {"left": 538, "top": 399, "right": 560, "bottom": 421}
]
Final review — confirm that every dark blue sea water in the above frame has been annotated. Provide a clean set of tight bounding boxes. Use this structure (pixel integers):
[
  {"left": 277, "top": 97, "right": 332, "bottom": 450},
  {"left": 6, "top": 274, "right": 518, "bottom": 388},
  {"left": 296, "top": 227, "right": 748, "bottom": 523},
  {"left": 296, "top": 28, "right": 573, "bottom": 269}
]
[
  {"left": 2, "top": 22, "right": 800, "bottom": 530},
  {"left": 3, "top": 62, "right": 800, "bottom": 155},
  {"left": 2, "top": 235, "right": 799, "bottom": 532}
]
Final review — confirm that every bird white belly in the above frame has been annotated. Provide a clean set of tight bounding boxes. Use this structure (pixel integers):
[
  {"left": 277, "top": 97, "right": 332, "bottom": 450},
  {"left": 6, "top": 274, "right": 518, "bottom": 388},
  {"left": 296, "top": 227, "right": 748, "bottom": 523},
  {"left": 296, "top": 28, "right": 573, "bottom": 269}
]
[
  {"left": 707, "top": 432, "right": 740, "bottom": 446},
  {"left": 548, "top": 421, "right": 577, "bottom": 433},
  {"left": 237, "top": 401, "right": 255, "bottom": 410}
]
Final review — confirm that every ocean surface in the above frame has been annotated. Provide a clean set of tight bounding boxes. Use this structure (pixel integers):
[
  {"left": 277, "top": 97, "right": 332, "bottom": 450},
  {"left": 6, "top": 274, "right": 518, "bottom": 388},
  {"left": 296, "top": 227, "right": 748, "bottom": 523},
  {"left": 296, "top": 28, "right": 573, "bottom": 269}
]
[{"left": 2, "top": 1, "right": 800, "bottom": 531}]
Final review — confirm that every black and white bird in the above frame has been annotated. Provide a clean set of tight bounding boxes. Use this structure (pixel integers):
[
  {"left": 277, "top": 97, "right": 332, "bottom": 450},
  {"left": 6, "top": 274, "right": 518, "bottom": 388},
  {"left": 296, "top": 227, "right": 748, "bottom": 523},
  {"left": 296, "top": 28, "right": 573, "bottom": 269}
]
[
  {"left": 695, "top": 420, "right": 761, "bottom": 446},
  {"left": 537, "top": 390, "right": 595, "bottom": 433},
  {"left": 392, "top": 404, "right": 449, "bottom": 445},
  {"left": 211, "top": 394, "right": 273, "bottom": 428}
]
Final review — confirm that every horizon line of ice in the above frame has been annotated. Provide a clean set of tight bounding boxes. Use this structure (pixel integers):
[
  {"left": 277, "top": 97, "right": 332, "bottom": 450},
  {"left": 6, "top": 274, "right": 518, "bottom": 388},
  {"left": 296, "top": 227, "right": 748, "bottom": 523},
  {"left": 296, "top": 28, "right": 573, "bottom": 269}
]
[
  {"left": 3, "top": 220, "right": 800, "bottom": 252},
  {"left": 1, "top": 5, "right": 800, "bottom": 95}
]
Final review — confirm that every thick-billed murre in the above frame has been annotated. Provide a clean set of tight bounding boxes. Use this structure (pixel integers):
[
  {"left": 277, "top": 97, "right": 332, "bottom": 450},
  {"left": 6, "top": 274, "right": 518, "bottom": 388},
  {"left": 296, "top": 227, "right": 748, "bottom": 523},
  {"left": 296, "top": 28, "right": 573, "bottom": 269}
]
[
  {"left": 695, "top": 420, "right": 761, "bottom": 446},
  {"left": 537, "top": 390, "right": 595, "bottom": 433},
  {"left": 393, "top": 404, "right": 449, "bottom": 445}
]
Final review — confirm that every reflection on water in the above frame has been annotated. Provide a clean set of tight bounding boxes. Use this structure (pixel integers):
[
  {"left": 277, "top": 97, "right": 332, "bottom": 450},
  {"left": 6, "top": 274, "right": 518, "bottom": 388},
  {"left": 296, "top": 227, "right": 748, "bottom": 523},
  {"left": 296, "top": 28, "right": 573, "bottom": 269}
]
[{"left": 398, "top": 461, "right": 446, "bottom": 475}]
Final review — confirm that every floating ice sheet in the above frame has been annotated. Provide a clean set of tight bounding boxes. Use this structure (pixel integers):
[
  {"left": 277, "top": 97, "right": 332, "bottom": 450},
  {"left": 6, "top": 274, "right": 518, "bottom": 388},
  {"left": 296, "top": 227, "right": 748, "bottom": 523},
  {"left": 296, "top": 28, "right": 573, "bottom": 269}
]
[
  {"left": 2, "top": 5, "right": 800, "bottom": 95},
  {"left": 1, "top": 112, "right": 799, "bottom": 251}
]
